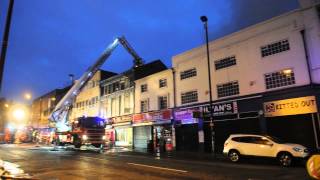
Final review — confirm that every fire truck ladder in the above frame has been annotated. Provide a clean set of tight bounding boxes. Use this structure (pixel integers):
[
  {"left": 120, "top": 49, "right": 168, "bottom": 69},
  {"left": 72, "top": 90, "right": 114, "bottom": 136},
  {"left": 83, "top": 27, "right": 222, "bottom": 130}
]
[{"left": 49, "top": 36, "right": 143, "bottom": 132}]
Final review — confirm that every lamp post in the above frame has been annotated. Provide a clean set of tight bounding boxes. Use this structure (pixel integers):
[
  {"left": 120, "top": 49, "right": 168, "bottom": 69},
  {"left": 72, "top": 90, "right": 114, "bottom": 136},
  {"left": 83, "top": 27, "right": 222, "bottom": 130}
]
[
  {"left": 0, "top": 0, "right": 15, "bottom": 92},
  {"left": 200, "top": 16, "right": 215, "bottom": 155}
]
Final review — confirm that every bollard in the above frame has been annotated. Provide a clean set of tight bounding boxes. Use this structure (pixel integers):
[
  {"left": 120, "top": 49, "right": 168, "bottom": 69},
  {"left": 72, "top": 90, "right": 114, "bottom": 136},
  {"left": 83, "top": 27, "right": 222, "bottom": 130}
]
[{"left": 155, "top": 145, "right": 161, "bottom": 159}]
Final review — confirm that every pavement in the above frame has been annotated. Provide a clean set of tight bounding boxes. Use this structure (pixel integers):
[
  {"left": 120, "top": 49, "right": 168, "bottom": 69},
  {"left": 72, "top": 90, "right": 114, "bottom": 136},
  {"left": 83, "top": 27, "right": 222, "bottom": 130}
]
[{"left": 0, "top": 143, "right": 311, "bottom": 179}]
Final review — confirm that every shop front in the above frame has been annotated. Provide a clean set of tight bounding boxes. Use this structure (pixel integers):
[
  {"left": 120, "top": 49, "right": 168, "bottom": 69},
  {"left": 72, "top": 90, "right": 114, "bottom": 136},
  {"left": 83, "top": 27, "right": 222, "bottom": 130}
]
[
  {"left": 132, "top": 109, "right": 173, "bottom": 152},
  {"left": 174, "top": 108, "right": 200, "bottom": 152},
  {"left": 264, "top": 95, "right": 319, "bottom": 151},
  {"left": 202, "top": 99, "right": 262, "bottom": 153},
  {"left": 111, "top": 115, "right": 133, "bottom": 147}
]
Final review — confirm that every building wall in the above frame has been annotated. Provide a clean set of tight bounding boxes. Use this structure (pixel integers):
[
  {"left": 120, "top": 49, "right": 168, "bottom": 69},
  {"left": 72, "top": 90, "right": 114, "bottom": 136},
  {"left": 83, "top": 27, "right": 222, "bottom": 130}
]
[
  {"left": 100, "top": 75, "right": 134, "bottom": 119},
  {"left": 134, "top": 69, "right": 174, "bottom": 113},
  {"left": 31, "top": 93, "right": 57, "bottom": 128},
  {"left": 172, "top": 6, "right": 319, "bottom": 107},
  {"left": 0, "top": 98, "right": 7, "bottom": 134},
  {"left": 301, "top": 5, "right": 320, "bottom": 83},
  {"left": 70, "top": 71, "right": 102, "bottom": 120}
]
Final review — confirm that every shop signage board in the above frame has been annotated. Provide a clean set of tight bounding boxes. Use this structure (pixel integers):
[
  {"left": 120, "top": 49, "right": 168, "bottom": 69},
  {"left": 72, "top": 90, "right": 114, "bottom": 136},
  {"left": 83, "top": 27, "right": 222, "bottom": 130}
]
[
  {"left": 109, "top": 115, "right": 132, "bottom": 124},
  {"left": 174, "top": 108, "right": 199, "bottom": 124},
  {"left": 264, "top": 96, "right": 317, "bottom": 117},
  {"left": 203, "top": 101, "right": 238, "bottom": 116},
  {"left": 133, "top": 110, "right": 172, "bottom": 124}
]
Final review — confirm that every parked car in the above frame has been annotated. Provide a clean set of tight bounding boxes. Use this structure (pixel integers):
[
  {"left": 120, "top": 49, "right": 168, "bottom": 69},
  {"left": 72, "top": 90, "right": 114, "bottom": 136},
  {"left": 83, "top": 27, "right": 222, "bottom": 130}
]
[{"left": 223, "top": 134, "right": 309, "bottom": 166}]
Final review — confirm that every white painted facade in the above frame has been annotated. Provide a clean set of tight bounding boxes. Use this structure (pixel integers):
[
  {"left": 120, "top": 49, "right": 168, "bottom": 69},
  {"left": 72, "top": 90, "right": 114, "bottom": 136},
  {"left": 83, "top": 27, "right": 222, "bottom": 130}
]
[
  {"left": 134, "top": 69, "right": 174, "bottom": 113},
  {"left": 172, "top": 3, "right": 320, "bottom": 107},
  {"left": 69, "top": 71, "right": 103, "bottom": 121},
  {"left": 100, "top": 75, "right": 135, "bottom": 119}
]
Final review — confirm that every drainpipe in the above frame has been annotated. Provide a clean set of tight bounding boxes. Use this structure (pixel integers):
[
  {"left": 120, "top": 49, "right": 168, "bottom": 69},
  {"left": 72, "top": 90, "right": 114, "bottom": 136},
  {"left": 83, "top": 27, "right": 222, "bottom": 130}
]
[
  {"left": 300, "top": 30, "right": 313, "bottom": 85},
  {"left": 171, "top": 68, "right": 177, "bottom": 149}
]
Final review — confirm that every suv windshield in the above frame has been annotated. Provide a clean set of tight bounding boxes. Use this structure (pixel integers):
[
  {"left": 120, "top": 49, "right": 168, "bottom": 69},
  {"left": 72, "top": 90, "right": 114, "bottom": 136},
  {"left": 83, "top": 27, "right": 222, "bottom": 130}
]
[{"left": 265, "top": 135, "right": 285, "bottom": 144}]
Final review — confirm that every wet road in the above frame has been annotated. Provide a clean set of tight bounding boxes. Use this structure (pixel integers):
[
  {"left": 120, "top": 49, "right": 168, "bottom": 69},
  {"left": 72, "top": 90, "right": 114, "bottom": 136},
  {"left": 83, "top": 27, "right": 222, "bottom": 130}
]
[{"left": 0, "top": 144, "right": 310, "bottom": 179}]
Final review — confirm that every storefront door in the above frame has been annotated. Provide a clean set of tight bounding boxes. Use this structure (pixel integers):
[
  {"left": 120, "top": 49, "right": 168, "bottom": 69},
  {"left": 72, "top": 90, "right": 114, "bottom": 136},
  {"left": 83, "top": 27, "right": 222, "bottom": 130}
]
[
  {"left": 175, "top": 124, "right": 198, "bottom": 152},
  {"left": 115, "top": 127, "right": 133, "bottom": 147},
  {"left": 133, "top": 126, "right": 152, "bottom": 149}
]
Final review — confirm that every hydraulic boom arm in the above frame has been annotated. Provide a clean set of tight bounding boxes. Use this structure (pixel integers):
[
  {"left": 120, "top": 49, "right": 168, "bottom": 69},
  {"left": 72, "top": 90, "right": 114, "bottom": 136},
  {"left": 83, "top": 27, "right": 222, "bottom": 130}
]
[{"left": 49, "top": 36, "right": 143, "bottom": 132}]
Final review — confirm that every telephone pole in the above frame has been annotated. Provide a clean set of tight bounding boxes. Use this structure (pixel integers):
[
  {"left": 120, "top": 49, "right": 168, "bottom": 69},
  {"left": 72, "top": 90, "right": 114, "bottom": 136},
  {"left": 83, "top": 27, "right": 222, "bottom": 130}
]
[{"left": 0, "top": 0, "right": 15, "bottom": 92}]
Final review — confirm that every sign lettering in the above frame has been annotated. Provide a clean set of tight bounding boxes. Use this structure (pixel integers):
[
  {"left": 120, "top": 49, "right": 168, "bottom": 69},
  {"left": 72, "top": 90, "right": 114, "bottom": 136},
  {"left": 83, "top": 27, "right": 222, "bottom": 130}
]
[{"left": 264, "top": 96, "right": 317, "bottom": 117}]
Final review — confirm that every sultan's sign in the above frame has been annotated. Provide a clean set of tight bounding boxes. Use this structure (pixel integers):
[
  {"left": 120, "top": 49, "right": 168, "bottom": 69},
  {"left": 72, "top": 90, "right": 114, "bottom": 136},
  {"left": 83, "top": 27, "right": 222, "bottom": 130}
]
[
  {"left": 203, "top": 101, "right": 238, "bottom": 116},
  {"left": 264, "top": 96, "right": 317, "bottom": 117}
]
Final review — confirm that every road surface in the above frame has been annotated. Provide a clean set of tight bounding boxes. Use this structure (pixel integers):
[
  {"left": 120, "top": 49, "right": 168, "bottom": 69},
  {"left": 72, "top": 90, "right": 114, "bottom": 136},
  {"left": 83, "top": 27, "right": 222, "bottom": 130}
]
[{"left": 0, "top": 144, "right": 310, "bottom": 179}]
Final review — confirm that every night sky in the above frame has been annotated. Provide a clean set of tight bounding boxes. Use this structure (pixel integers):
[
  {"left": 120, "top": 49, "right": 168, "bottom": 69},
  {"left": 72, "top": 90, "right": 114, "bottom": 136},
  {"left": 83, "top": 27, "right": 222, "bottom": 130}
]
[{"left": 0, "top": 0, "right": 299, "bottom": 103}]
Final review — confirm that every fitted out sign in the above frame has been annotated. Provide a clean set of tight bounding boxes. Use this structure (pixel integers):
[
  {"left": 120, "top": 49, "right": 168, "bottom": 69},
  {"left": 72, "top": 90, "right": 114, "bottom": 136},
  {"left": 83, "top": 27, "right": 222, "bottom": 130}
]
[{"left": 264, "top": 96, "right": 317, "bottom": 117}]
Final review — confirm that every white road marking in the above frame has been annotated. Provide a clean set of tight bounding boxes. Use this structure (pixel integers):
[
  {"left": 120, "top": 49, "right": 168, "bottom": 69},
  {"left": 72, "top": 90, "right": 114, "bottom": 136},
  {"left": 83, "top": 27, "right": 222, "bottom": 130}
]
[{"left": 127, "top": 162, "right": 188, "bottom": 173}]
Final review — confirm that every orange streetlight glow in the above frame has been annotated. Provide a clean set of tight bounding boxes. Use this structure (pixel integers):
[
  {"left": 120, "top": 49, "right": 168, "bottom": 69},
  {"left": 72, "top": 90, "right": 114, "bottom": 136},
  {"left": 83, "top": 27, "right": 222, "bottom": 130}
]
[{"left": 24, "top": 93, "right": 32, "bottom": 100}]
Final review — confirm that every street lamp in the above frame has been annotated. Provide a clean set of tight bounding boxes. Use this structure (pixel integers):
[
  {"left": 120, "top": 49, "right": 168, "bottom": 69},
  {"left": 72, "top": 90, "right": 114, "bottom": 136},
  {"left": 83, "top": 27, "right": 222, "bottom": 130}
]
[
  {"left": 24, "top": 93, "right": 32, "bottom": 100},
  {"left": 200, "top": 15, "right": 215, "bottom": 155},
  {"left": 13, "top": 108, "right": 25, "bottom": 121}
]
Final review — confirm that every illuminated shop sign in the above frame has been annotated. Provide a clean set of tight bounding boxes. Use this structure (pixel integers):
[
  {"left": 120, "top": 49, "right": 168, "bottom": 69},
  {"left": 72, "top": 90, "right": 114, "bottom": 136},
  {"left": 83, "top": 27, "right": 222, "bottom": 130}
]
[
  {"left": 109, "top": 115, "right": 132, "bottom": 124},
  {"left": 203, "top": 101, "right": 238, "bottom": 116},
  {"left": 174, "top": 108, "right": 199, "bottom": 124},
  {"left": 133, "top": 110, "right": 172, "bottom": 124},
  {"left": 264, "top": 96, "right": 317, "bottom": 117}
]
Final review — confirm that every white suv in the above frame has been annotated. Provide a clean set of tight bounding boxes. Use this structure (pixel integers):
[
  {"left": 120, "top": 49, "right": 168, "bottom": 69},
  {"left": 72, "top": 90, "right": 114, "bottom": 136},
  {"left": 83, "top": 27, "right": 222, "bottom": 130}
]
[{"left": 223, "top": 134, "right": 309, "bottom": 166}]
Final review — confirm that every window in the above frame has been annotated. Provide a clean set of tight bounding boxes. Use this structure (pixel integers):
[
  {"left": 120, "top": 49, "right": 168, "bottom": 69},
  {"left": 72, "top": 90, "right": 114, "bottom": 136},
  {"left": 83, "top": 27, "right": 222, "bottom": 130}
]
[
  {"left": 141, "top": 84, "right": 148, "bottom": 93},
  {"left": 114, "top": 82, "right": 120, "bottom": 91},
  {"left": 106, "top": 84, "right": 112, "bottom": 94},
  {"left": 217, "top": 81, "right": 239, "bottom": 98},
  {"left": 124, "top": 94, "right": 131, "bottom": 114},
  {"left": 252, "top": 137, "right": 272, "bottom": 145},
  {"left": 181, "top": 91, "right": 198, "bottom": 104},
  {"left": 159, "top": 79, "right": 167, "bottom": 88},
  {"left": 238, "top": 136, "right": 254, "bottom": 143},
  {"left": 158, "top": 96, "right": 168, "bottom": 110},
  {"left": 141, "top": 100, "right": 148, "bottom": 112},
  {"left": 214, "top": 56, "right": 236, "bottom": 70},
  {"left": 120, "top": 82, "right": 125, "bottom": 90},
  {"left": 180, "top": 68, "right": 197, "bottom": 80},
  {"left": 261, "top": 39, "right": 290, "bottom": 57},
  {"left": 265, "top": 69, "right": 295, "bottom": 89}
]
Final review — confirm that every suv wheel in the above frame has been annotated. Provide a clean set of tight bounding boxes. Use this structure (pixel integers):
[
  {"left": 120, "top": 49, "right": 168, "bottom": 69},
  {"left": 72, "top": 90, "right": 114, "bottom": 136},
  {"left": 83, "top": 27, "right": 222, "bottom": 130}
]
[
  {"left": 228, "top": 150, "right": 240, "bottom": 162},
  {"left": 278, "top": 152, "right": 293, "bottom": 167}
]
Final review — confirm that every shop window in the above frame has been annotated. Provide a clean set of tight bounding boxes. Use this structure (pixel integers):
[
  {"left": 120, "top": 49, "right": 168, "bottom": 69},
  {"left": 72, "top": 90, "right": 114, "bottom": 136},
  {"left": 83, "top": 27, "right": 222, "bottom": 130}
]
[
  {"left": 214, "top": 56, "right": 236, "bottom": 70},
  {"left": 141, "top": 84, "right": 148, "bottom": 93},
  {"left": 261, "top": 39, "right": 290, "bottom": 57},
  {"left": 141, "top": 100, "right": 148, "bottom": 112},
  {"left": 159, "top": 79, "right": 167, "bottom": 88},
  {"left": 217, "top": 81, "right": 239, "bottom": 98},
  {"left": 181, "top": 90, "right": 198, "bottom": 104},
  {"left": 180, "top": 68, "right": 197, "bottom": 80},
  {"left": 264, "top": 69, "right": 295, "bottom": 89},
  {"left": 158, "top": 96, "right": 168, "bottom": 110}
]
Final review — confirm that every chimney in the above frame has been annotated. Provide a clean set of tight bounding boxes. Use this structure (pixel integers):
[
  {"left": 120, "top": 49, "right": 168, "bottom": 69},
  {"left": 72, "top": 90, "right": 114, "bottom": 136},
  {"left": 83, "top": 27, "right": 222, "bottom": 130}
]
[{"left": 299, "top": 0, "right": 320, "bottom": 8}]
